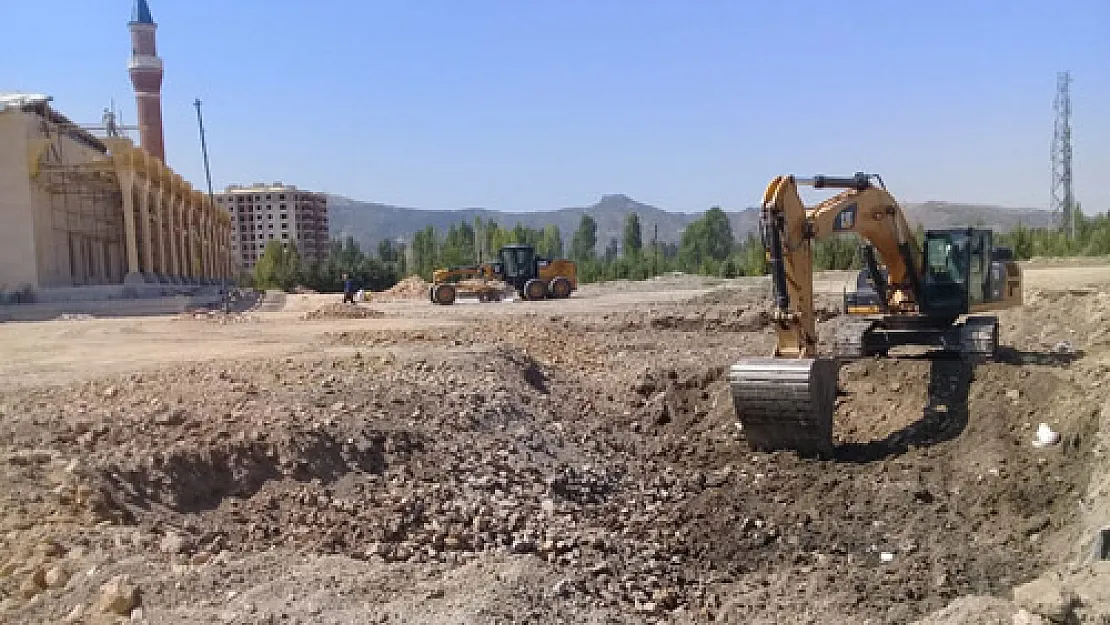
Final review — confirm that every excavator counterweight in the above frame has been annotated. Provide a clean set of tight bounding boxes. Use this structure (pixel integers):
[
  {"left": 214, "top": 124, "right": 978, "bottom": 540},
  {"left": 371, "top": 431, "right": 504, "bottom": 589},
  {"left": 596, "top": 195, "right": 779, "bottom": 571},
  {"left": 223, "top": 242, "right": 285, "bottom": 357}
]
[{"left": 729, "top": 173, "right": 1023, "bottom": 455}]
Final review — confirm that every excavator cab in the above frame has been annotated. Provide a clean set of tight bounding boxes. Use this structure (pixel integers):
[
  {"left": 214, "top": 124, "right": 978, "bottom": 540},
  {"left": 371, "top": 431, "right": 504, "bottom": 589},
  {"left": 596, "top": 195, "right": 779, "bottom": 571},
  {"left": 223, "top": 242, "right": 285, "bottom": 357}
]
[
  {"left": 920, "top": 229, "right": 974, "bottom": 319},
  {"left": 920, "top": 228, "right": 1016, "bottom": 318}
]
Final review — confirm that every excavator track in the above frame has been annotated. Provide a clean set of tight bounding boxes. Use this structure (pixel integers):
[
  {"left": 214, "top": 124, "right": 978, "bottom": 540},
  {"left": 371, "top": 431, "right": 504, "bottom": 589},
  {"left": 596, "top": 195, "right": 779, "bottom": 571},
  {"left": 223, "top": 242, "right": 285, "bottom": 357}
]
[
  {"left": 728, "top": 357, "right": 838, "bottom": 457},
  {"left": 959, "top": 316, "right": 999, "bottom": 360},
  {"left": 833, "top": 319, "right": 883, "bottom": 359}
]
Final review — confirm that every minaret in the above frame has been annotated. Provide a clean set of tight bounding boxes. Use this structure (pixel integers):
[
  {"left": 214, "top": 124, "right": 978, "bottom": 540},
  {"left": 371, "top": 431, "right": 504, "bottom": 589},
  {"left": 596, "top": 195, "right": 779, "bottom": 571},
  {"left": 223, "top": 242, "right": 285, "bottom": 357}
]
[{"left": 128, "top": 0, "right": 165, "bottom": 161}]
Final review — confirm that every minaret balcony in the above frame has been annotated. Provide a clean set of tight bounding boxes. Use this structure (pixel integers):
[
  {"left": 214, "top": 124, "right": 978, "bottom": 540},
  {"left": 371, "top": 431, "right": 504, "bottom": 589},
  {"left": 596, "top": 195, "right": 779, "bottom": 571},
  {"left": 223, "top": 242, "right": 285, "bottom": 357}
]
[{"left": 128, "top": 56, "right": 163, "bottom": 71}]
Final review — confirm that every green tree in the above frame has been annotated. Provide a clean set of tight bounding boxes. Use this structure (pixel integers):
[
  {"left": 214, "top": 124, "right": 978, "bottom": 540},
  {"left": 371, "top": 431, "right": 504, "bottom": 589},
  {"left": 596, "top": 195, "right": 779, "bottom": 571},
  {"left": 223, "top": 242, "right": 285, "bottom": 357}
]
[
  {"left": 603, "top": 237, "right": 619, "bottom": 262},
  {"left": 481, "top": 218, "right": 501, "bottom": 260},
  {"left": 539, "top": 224, "right": 564, "bottom": 258},
  {"left": 570, "top": 214, "right": 598, "bottom": 262},
  {"left": 411, "top": 226, "right": 439, "bottom": 279},
  {"left": 703, "top": 207, "right": 734, "bottom": 262},
  {"left": 457, "top": 221, "right": 476, "bottom": 263},
  {"left": 1008, "top": 222, "right": 1034, "bottom": 260},
  {"left": 623, "top": 212, "right": 643, "bottom": 258},
  {"left": 739, "top": 232, "right": 767, "bottom": 276},
  {"left": 719, "top": 255, "right": 741, "bottom": 278},
  {"left": 253, "top": 240, "right": 302, "bottom": 291},
  {"left": 440, "top": 224, "right": 471, "bottom": 268},
  {"left": 813, "top": 234, "right": 859, "bottom": 270},
  {"left": 677, "top": 207, "right": 735, "bottom": 273},
  {"left": 337, "top": 236, "right": 362, "bottom": 268},
  {"left": 297, "top": 236, "right": 400, "bottom": 293},
  {"left": 509, "top": 223, "right": 542, "bottom": 247},
  {"left": 377, "top": 238, "right": 399, "bottom": 263}
]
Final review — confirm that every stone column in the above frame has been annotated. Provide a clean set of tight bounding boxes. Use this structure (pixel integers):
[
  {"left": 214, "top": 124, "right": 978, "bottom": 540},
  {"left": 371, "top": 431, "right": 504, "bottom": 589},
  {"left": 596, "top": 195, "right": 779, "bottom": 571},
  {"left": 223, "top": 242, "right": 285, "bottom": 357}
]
[
  {"left": 153, "top": 184, "right": 167, "bottom": 279},
  {"left": 161, "top": 188, "right": 172, "bottom": 280},
  {"left": 184, "top": 204, "right": 194, "bottom": 281},
  {"left": 191, "top": 206, "right": 200, "bottom": 281},
  {"left": 181, "top": 198, "right": 189, "bottom": 280},
  {"left": 196, "top": 211, "right": 204, "bottom": 280},
  {"left": 169, "top": 193, "right": 182, "bottom": 281},
  {"left": 138, "top": 179, "right": 154, "bottom": 277},
  {"left": 119, "top": 172, "right": 142, "bottom": 282},
  {"left": 180, "top": 201, "right": 190, "bottom": 281},
  {"left": 201, "top": 211, "right": 210, "bottom": 280}
]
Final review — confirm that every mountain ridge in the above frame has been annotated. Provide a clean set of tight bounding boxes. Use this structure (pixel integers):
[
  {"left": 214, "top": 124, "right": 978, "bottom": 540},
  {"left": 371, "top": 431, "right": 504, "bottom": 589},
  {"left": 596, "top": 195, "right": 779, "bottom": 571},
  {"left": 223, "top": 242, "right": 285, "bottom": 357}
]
[{"left": 327, "top": 194, "right": 1056, "bottom": 251}]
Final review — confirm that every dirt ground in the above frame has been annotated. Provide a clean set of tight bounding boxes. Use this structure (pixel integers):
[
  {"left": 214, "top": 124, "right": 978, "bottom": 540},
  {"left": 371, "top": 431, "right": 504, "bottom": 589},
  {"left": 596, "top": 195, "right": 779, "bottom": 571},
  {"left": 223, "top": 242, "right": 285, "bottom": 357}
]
[{"left": 2, "top": 264, "right": 1110, "bottom": 624}]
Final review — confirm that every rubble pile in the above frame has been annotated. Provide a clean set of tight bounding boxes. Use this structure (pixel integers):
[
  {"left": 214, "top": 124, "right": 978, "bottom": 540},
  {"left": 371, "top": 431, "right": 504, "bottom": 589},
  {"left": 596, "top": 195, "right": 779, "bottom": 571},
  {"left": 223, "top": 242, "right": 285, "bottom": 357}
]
[
  {"left": 379, "top": 275, "right": 432, "bottom": 300},
  {"left": 0, "top": 286, "right": 1107, "bottom": 623},
  {"left": 302, "top": 303, "right": 386, "bottom": 320}
]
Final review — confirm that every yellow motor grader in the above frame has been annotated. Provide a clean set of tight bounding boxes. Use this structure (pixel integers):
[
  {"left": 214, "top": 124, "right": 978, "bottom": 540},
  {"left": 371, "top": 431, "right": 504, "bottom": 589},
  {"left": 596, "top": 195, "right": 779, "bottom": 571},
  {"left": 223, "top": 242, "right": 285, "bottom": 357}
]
[{"left": 429, "top": 244, "right": 577, "bottom": 305}]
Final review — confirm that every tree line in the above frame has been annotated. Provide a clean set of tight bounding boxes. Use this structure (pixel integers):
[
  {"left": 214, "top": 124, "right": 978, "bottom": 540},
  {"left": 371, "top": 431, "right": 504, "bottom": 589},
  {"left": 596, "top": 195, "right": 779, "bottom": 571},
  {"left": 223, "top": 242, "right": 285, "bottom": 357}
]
[
  {"left": 248, "top": 238, "right": 398, "bottom": 293},
  {"left": 248, "top": 204, "right": 1110, "bottom": 292},
  {"left": 407, "top": 218, "right": 564, "bottom": 280},
  {"left": 996, "top": 206, "right": 1110, "bottom": 259},
  {"left": 379, "top": 207, "right": 866, "bottom": 284}
]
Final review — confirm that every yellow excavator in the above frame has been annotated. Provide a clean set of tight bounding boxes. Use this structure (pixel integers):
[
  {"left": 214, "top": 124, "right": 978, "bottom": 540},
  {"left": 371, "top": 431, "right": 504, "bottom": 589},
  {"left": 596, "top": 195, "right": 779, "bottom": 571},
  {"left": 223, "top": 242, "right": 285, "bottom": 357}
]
[{"left": 729, "top": 173, "right": 1023, "bottom": 456}]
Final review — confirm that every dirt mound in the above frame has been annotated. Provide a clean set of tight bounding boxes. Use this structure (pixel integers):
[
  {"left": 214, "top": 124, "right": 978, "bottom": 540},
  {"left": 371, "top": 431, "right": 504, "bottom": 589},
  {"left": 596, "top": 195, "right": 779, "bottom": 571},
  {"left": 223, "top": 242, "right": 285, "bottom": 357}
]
[
  {"left": 380, "top": 275, "right": 431, "bottom": 300},
  {"left": 53, "top": 313, "right": 96, "bottom": 321},
  {"left": 174, "top": 311, "right": 261, "bottom": 324},
  {"left": 2, "top": 268, "right": 1110, "bottom": 623},
  {"left": 302, "top": 304, "right": 386, "bottom": 320},
  {"left": 688, "top": 285, "right": 769, "bottom": 306}
]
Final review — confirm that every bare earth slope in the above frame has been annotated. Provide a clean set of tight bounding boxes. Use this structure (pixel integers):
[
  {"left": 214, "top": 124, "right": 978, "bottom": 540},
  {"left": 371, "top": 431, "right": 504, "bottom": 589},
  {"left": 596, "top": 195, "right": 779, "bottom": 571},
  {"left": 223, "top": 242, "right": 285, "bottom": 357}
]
[{"left": 1, "top": 265, "right": 1109, "bottom": 624}]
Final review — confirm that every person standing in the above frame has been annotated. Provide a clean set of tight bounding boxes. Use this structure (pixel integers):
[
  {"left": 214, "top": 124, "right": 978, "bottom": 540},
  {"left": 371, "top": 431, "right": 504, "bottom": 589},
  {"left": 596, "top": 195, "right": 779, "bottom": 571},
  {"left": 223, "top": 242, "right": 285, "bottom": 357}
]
[{"left": 342, "top": 273, "right": 356, "bottom": 304}]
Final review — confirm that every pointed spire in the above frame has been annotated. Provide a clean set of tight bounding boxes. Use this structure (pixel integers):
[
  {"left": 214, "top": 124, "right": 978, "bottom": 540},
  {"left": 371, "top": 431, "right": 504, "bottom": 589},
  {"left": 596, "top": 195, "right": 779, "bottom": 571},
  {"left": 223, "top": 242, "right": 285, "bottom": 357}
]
[{"left": 131, "top": 0, "right": 154, "bottom": 25}]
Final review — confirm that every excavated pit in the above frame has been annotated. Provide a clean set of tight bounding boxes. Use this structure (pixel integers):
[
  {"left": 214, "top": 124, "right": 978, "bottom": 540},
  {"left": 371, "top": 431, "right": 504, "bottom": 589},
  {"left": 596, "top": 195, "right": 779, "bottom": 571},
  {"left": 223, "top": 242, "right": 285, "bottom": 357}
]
[{"left": 1, "top": 287, "right": 1107, "bottom": 624}]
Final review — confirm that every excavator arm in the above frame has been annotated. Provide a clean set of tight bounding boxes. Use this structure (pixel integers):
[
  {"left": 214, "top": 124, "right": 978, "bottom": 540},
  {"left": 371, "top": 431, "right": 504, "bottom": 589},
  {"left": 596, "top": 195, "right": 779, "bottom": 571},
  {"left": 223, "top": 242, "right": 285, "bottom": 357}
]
[
  {"left": 730, "top": 173, "right": 925, "bottom": 457},
  {"left": 760, "top": 173, "right": 922, "bottom": 359}
]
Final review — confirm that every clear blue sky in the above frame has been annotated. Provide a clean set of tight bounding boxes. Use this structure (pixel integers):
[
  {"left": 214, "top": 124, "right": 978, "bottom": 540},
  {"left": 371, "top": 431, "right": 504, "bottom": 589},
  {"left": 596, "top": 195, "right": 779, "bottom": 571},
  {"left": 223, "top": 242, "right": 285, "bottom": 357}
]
[{"left": 5, "top": 1, "right": 1108, "bottom": 213}]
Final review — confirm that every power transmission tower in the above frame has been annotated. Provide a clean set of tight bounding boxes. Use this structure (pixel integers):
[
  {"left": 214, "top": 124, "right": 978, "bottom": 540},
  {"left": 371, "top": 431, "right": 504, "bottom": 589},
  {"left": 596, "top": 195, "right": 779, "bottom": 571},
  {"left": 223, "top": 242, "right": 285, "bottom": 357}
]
[{"left": 1050, "top": 71, "right": 1076, "bottom": 240}]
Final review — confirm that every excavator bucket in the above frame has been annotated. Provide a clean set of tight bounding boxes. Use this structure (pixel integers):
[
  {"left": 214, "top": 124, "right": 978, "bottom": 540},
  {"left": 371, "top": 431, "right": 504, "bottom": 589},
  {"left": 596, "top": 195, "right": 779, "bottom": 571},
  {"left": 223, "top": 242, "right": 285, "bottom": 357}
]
[{"left": 728, "top": 357, "right": 838, "bottom": 457}]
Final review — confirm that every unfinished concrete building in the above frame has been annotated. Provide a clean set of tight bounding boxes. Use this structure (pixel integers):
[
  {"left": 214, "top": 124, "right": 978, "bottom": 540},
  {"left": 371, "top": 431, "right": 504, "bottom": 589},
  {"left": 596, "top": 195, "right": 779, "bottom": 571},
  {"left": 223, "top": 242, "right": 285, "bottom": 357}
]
[{"left": 217, "top": 184, "right": 329, "bottom": 271}]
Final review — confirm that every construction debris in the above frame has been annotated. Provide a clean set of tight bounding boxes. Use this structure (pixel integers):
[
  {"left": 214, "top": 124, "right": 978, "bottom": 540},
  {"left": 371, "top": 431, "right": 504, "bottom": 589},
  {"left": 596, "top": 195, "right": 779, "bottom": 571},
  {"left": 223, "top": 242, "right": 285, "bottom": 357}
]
[
  {"left": 302, "top": 303, "right": 386, "bottom": 320},
  {"left": 380, "top": 275, "right": 431, "bottom": 300},
  {"left": 0, "top": 273, "right": 1109, "bottom": 623}
]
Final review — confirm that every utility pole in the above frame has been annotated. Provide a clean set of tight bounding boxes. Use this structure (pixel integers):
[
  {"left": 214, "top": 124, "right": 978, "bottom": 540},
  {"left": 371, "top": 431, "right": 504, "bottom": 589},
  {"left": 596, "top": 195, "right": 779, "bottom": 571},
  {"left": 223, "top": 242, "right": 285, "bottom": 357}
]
[
  {"left": 1050, "top": 71, "right": 1076, "bottom": 240},
  {"left": 194, "top": 98, "right": 228, "bottom": 312}
]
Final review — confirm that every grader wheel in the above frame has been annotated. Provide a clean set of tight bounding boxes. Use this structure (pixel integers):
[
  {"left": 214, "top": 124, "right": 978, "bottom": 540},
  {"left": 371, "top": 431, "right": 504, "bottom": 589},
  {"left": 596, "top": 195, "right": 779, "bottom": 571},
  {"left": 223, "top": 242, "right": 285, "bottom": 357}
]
[
  {"left": 432, "top": 283, "right": 457, "bottom": 305},
  {"left": 548, "top": 276, "right": 572, "bottom": 299},
  {"left": 523, "top": 279, "right": 548, "bottom": 300}
]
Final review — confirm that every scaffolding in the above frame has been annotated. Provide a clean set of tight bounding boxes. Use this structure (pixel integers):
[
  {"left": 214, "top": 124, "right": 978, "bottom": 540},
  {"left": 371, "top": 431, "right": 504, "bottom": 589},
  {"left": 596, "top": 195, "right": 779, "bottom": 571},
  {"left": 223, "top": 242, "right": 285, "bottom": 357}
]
[{"left": 27, "top": 107, "right": 133, "bottom": 286}]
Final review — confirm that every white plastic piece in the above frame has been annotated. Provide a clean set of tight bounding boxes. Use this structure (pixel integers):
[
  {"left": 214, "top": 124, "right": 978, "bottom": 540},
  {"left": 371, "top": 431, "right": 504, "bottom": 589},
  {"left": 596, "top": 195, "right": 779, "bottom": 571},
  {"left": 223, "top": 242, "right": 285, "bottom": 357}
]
[
  {"left": 880, "top": 552, "right": 894, "bottom": 563},
  {"left": 1032, "top": 423, "right": 1061, "bottom": 448}
]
